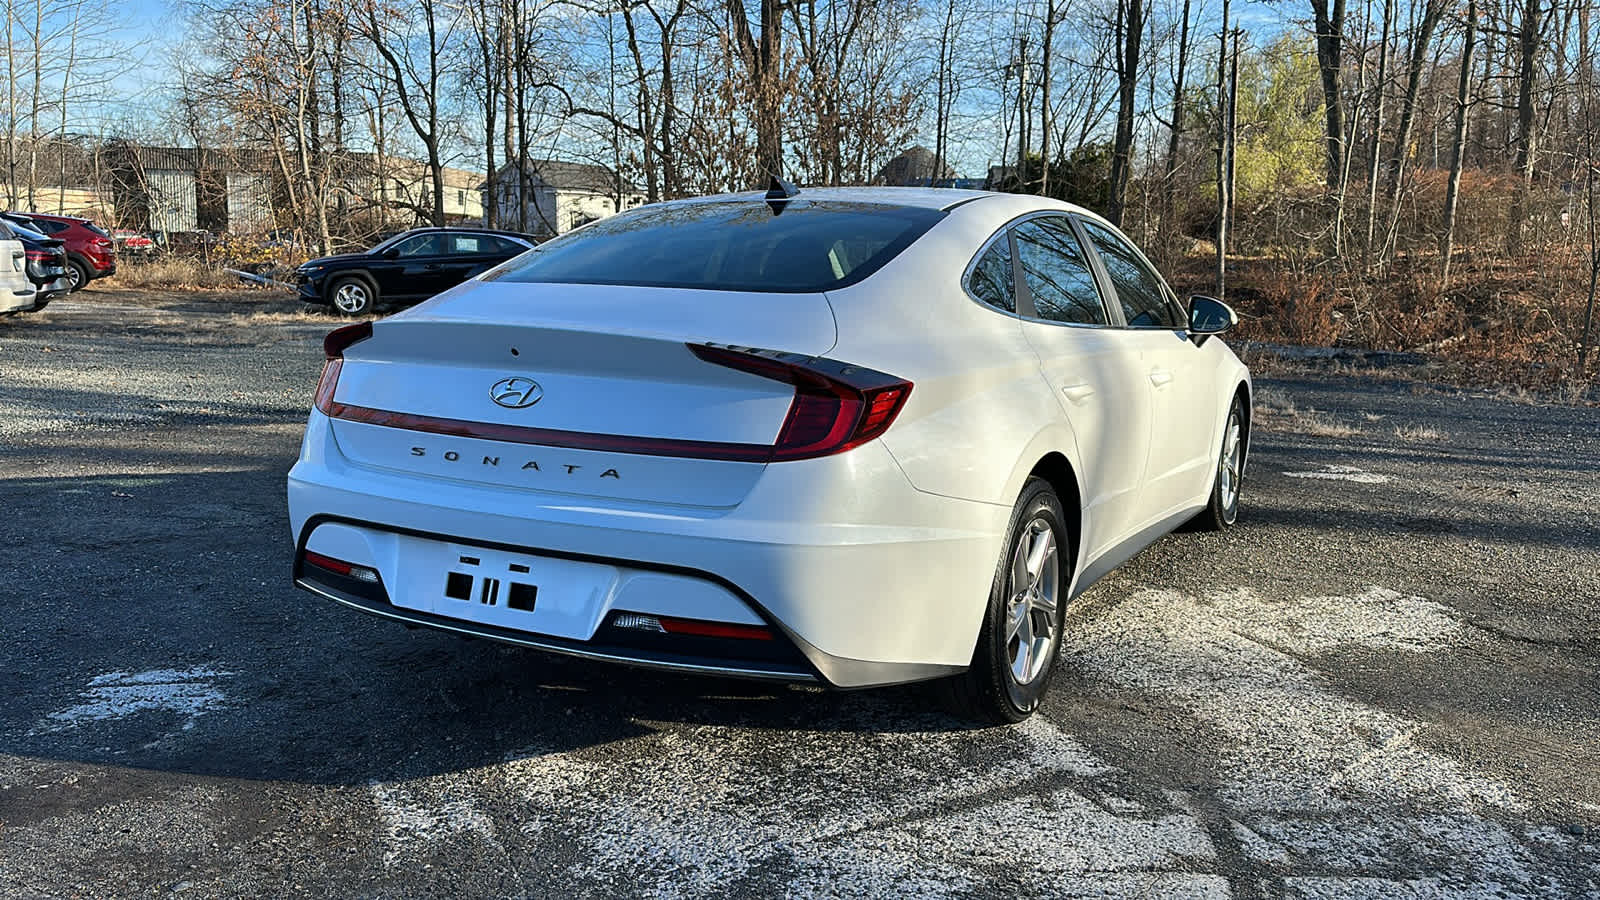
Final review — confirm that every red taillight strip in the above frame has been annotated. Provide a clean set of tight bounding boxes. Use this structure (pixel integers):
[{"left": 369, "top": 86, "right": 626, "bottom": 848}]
[{"left": 320, "top": 398, "right": 776, "bottom": 461}]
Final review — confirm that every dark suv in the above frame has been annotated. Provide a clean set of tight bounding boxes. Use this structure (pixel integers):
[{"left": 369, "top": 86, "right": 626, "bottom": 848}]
[
  {"left": 1, "top": 218, "right": 71, "bottom": 308},
  {"left": 296, "top": 228, "right": 535, "bottom": 316},
  {"left": 15, "top": 212, "right": 117, "bottom": 290}
]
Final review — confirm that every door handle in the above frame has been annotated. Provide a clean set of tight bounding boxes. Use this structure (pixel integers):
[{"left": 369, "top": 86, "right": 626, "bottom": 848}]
[
  {"left": 1149, "top": 368, "right": 1173, "bottom": 387},
  {"left": 1061, "top": 383, "right": 1095, "bottom": 404}
]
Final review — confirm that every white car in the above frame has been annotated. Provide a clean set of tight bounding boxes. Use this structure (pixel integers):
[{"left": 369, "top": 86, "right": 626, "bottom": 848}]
[
  {"left": 287, "top": 186, "right": 1251, "bottom": 722},
  {"left": 0, "top": 222, "right": 38, "bottom": 315}
]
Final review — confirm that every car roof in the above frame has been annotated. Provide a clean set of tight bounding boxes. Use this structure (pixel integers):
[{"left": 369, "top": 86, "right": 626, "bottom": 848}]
[
  {"left": 400, "top": 226, "right": 531, "bottom": 237},
  {"left": 665, "top": 186, "right": 998, "bottom": 212}
]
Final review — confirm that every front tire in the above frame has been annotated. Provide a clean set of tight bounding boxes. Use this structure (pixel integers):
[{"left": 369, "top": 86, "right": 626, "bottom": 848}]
[
  {"left": 939, "top": 477, "right": 1070, "bottom": 724},
  {"left": 1194, "top": 397, "right": 1246, "bottom": 531},
  {"left": 328, "top": 276, "right": 376, "bottom": 316}
]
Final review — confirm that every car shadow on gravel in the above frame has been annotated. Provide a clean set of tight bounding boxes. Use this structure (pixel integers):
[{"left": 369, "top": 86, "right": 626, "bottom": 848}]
[{"left": 0, "top": 468, "right": 985, "bottom": 791}]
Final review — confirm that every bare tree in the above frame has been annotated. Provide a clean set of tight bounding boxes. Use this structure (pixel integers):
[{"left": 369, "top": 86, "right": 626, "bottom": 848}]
[{"left": 1439, "top": 0, "right": 1476, "bottom": 287}]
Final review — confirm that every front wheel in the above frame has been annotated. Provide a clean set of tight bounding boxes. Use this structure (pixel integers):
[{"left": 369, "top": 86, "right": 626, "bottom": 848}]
[
  {"left": 939, "top": 477, "right": 1070, "bottom": 724},
  {"left": 1194, "top": 397, "right": 1246, "bottom": 531},
  {"left": 328, "top": 276, "right": 376, "bottom": 316}
]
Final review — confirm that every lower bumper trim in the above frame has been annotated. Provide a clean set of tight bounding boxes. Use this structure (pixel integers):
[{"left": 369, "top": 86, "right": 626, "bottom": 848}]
[{"left": 297, "top": 578, "right": 819, "bottom": 684}]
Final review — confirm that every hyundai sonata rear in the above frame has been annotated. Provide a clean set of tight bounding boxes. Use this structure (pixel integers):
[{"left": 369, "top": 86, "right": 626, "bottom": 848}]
[{"left": 289, "top": 187, "right": 1251, "bottom": 722}]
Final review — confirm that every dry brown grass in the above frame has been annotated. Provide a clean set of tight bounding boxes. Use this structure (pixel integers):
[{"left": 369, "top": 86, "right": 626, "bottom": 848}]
[
  {"left": 1253, "top": 386, "right": 1360, "bottom": 437},
  {"left": 107, "top": 258, "right": 249, "bottom": 291},
  {"left": 1393, "top": 424, "right": 1446, "bottom": 441}
]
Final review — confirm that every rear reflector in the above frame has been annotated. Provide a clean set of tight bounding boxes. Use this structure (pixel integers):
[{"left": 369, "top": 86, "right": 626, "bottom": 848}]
[
  {"left": 613, "top": 613, "right": 774, "bottom": 641},
  {"left": 303, "top": 550, "right": 380, "bottom": 583}
]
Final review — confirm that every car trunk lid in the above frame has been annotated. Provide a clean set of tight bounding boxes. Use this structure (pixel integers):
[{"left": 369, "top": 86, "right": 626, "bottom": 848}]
[{"left": 323, "top": 281, "right": 838, "bottom": 508}]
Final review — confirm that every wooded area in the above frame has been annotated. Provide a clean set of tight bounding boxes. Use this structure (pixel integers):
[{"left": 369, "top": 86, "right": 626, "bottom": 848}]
[{"left": 3, "top": 0, "right": 1598, "bottom": 387}]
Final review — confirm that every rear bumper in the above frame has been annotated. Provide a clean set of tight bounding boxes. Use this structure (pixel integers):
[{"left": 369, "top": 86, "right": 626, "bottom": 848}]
[
  {"left": 287, "top": 410, "right": 1010, "bottom": 688},
  {"left": 296, "top": 558, "right": 818, "bottom": 683}
]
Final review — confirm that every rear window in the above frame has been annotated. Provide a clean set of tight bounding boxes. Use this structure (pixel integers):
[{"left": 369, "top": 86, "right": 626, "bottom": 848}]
[{"left": 487, "top": 200, "right": 945, "bottom": 293}]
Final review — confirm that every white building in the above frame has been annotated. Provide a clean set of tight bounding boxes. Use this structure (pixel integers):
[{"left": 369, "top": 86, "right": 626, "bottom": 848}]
[{"left": 487, "top": 160, "right": 644, "bottom": 238}]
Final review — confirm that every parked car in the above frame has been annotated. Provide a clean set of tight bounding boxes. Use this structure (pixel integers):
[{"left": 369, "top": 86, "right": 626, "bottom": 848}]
[
  {"left": 113, "top": 229, "right": 157, "bottom": 255},
  {"left": 0, "top": 221, "right": 38, "bottom": 315},
  {"left": 295, "top": 227, "right": 536, "bottom": 316},
  {"left": 3, "top": 219, "right": 72, "bottom": 308},
  {"left": 22, "top": 212, "right": 117, "bottom": 290},
  {"left": 287, "top": 186, "right": 1251, "bottom": 723}
]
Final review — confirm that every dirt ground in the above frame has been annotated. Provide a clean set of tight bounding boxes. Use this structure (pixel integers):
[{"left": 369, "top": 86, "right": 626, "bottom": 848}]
[{"left": 2, "top": 286, "right": 1598, "bottom": 898}]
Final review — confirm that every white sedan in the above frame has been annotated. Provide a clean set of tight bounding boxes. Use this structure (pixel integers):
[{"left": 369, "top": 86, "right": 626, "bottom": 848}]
[{"left": 287, "top": 186, "right": 1250, "bottom": 723}]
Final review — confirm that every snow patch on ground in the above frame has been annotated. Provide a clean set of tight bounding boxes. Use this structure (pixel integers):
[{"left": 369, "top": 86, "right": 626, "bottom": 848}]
[
  {"left": 1283, "top": 464, "right": 1390, "bottom": 483},
  {"left": 369, "top": 783, "right": 498, "bottom": 866},
  {"left": 1073, "top": 585, "right": 1535, "bottom": 890},
  {"left": 31, "top": 666, "right": 234, "bottom": 734}
]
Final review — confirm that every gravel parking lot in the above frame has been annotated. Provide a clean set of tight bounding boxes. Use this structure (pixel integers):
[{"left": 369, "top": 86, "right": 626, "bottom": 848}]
[{"left": 2, "top": 289, "right": 1598, "bottom": 898}]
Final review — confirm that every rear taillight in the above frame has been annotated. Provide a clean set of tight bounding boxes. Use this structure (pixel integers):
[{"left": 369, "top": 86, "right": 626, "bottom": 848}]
[
  {"left": 24, "top": 249, "right": 50, "bottom": 262},
  {"left": 314, "top": 322, "right": 373, "bottom": 413},
  {"left": 688, "top": 344, "right": 912, "bottom": 461}
]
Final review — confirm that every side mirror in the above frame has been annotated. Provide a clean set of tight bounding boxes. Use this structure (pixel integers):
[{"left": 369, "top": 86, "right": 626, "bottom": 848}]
[
  {"left": 1187, "top": 295, "right": 1237, "bottom": 345},
  {"left": 380, "top": 247, "right": 400, "bottom": 260}
]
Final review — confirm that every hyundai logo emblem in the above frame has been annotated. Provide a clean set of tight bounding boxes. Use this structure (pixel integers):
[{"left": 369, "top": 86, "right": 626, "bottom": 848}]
[{"left": 489, "top": 377, "right": 544, "bottom": 409}]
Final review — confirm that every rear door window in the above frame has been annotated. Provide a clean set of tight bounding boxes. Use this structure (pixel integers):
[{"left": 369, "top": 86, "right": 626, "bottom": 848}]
[
  {"left": 449, "top": 234, "right": 490, "bottom": 254},
  {"left": 1013, "top": 216, "right": 1108, "bottom": 326},
  {"left": 488, "top": 201, "right": 945, "bottom": 293}
]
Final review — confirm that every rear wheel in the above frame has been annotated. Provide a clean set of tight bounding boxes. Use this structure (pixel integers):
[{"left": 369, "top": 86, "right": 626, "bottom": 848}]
[
  {"left": 66, "top": 260, "right": 90, "bottom": 292},
  {"left": 939, "top": 477, "right": 1070, "bottom": 724},
  {"left": 329, "top": 276, "right": 376, "bottom": 316},
  {"left": 1194, "top": 397, "right": 1245, "bottom": 531}
]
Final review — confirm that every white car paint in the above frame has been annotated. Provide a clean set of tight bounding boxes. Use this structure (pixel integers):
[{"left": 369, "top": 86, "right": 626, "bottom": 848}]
[
  {"left": 287, "top": 187, "right": 1250, "bottom": 690},
  {"left": 0, "top": 231, "right": 37, "bottom": 315}
]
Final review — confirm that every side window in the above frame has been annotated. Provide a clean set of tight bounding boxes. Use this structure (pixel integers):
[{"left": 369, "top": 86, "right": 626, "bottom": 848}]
[
  {"left": 449, "top": 234, "right": 487, "bottom": 254},
  {"left": 1078, "top": 219, "right": 1181, "bottom": 328},
  {"left": 1013, "top": 217, "right": 1107, "bottom": 326},
  {"left": 966, "top": 234, "right": 1015, "bottom": 313},
  {"left": 394, "top": 234, "right": 443, "bottom": 257}
]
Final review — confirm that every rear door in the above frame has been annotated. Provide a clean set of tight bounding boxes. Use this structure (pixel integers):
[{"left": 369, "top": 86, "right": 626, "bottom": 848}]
[
  {"left": 442, "top": 232, "right": 506, "bottom": 285},
  {"left": 1075, "top": 216, "right": 1220, "bottom": 516},
  {"left": 1008, "top": 214, "right": 1155, "bottom": 557}
]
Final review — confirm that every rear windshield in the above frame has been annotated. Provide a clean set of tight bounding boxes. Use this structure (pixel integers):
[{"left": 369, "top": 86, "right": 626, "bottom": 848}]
[{"left": 486, "top": 200, "right": 945, "bottom": 293}]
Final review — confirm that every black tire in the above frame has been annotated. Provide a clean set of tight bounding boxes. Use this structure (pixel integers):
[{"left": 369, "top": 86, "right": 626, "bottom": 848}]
[
  {"left": 66, "top": 259, "right": 90, "bottom": 292},
  {"left": 328, "top": 275, "right": 377, "bottom": 316},
  {"left": 1194, "top": 396, "right": 1246, "bottom": 531},
  {"left": 938, "top": 477, "right": 1072, "bottom": 724}
]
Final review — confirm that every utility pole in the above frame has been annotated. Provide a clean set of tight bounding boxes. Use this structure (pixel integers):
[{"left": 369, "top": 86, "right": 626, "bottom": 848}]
[
  {"left": 1215, "top": 0, "right": 1231, "bottom": 301},
  {"left": 1015, "top": 37, "right": 1029, "bottom": 187}
]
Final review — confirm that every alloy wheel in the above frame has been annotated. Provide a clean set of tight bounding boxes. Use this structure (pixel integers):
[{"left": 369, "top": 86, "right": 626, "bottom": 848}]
[
  {"left": 1219, "top": 411, "right": 1242, "bottom": 510},
  {"left": 1004, "top": 516, "right": 1060, "bottom": 685},
  {"left": 333, "top": 282, "right": 370, "bottom": 314}
]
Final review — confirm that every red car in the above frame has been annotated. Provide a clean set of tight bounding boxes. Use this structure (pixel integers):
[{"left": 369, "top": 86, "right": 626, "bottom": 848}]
[{"left": 19, "top": 212, "right": 116, "bottom": 291}]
